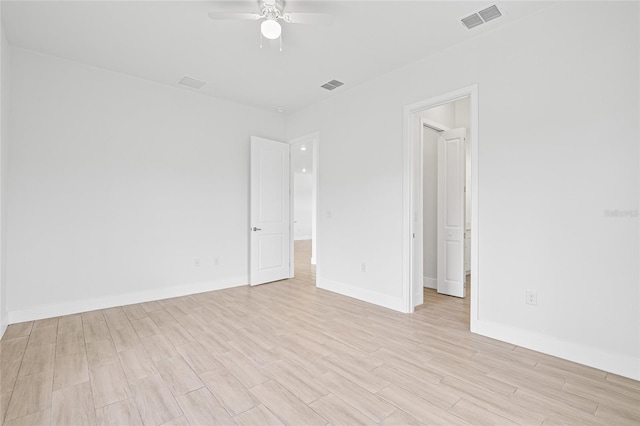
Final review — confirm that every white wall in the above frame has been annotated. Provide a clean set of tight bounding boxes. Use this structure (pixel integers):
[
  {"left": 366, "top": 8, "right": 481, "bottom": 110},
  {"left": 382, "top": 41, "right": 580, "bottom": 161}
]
[
  {"left": 421, "top": 102, "right": 455, "bottom": 130},
  {"left": 286, "top": 2, "right": 639, "bottom": 379},
  {"left": 0, "top": 10, "right": 9, "bottom": 337},
  {"left": 7, "top": 48, "right": 285, "bottom": 321},
  {"left": 294, "top": 172, "right": 313, "bottom": 241}
]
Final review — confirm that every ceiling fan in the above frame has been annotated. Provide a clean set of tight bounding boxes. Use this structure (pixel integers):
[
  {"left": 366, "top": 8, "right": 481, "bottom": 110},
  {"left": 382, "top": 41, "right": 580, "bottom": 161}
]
[{"left": 208, "top": 0, "right": 333, "bottom": 50}]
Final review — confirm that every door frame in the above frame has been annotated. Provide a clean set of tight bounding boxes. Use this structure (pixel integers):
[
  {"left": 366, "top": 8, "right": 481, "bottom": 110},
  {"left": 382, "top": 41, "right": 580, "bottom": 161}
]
[
  {"left": 402, "top": 85, "right": 479, "bottom": 332},
  {"left": 288, "top": 132, "right": 320, "bottom": 280}
]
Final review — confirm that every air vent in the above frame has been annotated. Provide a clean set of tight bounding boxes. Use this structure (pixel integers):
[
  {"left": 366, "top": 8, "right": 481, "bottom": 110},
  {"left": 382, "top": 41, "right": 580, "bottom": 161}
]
[
  {"left": 461, "top": 13, "right": 483, "bottom": 29},
  {"left": 178, "top": 76, "right": 207, "bottom": 89},
  {"left": 321, "top": 79, "right": 344, "bottom": 91},
  {"left": 478, "top": 5, "right": 502, "bottom": 23},
  {"left": 461, "top": 5, "right": 502, "bottom": 29}
]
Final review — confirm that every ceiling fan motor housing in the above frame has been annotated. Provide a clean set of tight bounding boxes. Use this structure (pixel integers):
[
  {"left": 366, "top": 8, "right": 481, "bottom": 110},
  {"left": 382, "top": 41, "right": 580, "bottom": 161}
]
[{"left": 260, "top": 0, "right": 285, "bottom": 20}]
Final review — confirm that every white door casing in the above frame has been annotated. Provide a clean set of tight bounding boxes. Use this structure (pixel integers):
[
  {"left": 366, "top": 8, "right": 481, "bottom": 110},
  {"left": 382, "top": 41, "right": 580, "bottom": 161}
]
[
  {"left": 403, "top": 85, "right": 477, "bottom": 325},
  {"left": 250, "top": 136, "right": 290, "bottom": 286},
  {"left": 437, "top": 128, "right": 466, "bottom": 297},
  {"left": 412, "top": 116, "right": 424, "bottom": 307}
]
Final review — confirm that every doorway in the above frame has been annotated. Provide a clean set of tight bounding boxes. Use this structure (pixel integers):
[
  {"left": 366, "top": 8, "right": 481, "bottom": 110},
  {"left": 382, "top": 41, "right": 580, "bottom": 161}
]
[
  {"left": 402, "top": 85, "right": 479, "bottom": 332},
  {"left": 289, "top": 133, "right": 319, "bottom": 284},
  {"left": 249, "top": 133, "right": 319, "bottom": 287},
  {"left": 420, "top": 99, "right": 471, "bottom": 298}
]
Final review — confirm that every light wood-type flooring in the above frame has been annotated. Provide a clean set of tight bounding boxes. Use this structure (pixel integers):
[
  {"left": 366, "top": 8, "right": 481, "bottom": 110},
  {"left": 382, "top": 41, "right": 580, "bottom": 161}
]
[{"left": 1, "top": 240, "right": 639, "bottom": 425}]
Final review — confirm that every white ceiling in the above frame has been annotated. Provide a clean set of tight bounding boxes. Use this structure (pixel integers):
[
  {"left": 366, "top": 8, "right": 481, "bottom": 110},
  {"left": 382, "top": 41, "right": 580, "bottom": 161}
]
[{"left": 2, "top": 1, "right": 555, "bottom": 114}]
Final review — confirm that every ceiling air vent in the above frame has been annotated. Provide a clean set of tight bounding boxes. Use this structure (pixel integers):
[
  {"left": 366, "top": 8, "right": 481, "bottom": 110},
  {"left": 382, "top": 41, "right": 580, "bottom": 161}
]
[
  {"left": 478, "top": 5, "right": 502, "bottom": 23},
  {"left": 461, "top": 5, "right": 502, "bottom": 29},
  {"left": 178, "top": 76, "right": 207, "bottom": 89},
  {"left": 461, "top": 13, "right": 483, "bottom": 29},
  {"left": 321, "top": 79, "right": 344, "bottom": 91}
]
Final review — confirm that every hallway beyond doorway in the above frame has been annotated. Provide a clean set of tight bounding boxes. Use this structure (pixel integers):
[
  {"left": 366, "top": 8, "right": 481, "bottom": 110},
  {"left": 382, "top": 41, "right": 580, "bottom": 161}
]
[{"left": 294, "top": 240, "right": 315, "bottom": 286}]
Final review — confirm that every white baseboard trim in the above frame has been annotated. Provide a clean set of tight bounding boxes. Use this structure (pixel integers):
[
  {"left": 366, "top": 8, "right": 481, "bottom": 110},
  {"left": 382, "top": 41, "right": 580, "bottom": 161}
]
[
  {"left": 7, "top": 276, "right": 248, "bottom": 324},
  {"left": 317, "top": 277, "right": 403, "bottom": 312},
  {"left": 294, "top": 236, "right": 312, "bottom": 241},
  {"left": 423, "top": 276, "right": 437, "bottom": 289},
  {"left": 474, "top": 320, "right": 640, "bottom": 381}
]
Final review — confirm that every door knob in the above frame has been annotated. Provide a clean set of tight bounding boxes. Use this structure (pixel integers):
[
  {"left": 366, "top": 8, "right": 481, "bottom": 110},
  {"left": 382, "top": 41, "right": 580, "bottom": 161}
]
[
  {"left": 252, "top": 227, "right": 262, "bottom": 231},
  {"left": 448, "top": 232, "right": 453, "bottom": 236}
]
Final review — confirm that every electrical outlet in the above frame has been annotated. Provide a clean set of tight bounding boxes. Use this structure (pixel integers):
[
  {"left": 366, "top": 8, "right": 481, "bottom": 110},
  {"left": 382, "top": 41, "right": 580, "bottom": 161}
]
[
  {"left": 361, "top": 263, "right": 367, "bottom": 272},
  {"left": 525, "top": 290, "right": 537, "bottom": 306},
  {"left": 214, "top": 257, "right": 220, "bottom": 266},
  {"left": 194, "top": 258, "right": 200, "bottom": 267}
]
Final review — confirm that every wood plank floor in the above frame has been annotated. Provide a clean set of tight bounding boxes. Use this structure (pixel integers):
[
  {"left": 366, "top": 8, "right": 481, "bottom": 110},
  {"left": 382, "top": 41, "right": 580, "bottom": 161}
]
[{"left": 1, "top": 240, "right": 639, "bottom": 425}]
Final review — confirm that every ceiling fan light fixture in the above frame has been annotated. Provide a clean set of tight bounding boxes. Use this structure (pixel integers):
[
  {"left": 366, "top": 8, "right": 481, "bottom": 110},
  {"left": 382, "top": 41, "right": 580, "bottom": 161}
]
[{"left": 261, "top": 19, "right": 281, "bottom": 39}]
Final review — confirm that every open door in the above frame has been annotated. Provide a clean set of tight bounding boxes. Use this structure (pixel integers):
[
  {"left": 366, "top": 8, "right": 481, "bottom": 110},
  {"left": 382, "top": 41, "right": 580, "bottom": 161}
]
[
  {"left": 437, "top": 128, "right": 466, "bottom": 297},
  {"left": 250, "top": 136, "right": 290, "bottom": 286}
]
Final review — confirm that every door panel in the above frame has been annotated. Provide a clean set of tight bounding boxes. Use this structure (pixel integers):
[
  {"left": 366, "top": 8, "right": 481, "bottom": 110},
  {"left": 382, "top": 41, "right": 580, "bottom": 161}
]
[
  {"left": 250, "top": 136, "right": 290, "bottom": 286},
  {"left": 437, "top": 128, "right": 466, "bottom": 298}
]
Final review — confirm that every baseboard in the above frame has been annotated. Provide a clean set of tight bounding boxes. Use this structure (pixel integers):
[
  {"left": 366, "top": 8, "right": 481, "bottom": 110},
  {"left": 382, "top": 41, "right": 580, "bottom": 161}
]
[
  {"left": 7, "top": 276, "right": 248, "bottom": 324},
  {"left": 474, "top": 320, "right": 640, "bottom": 381},
  {"left": 317, "top": 277, "right": 403, "bottom": 312},
  {"left": 423, "top": 276, "right": 437, "bottom": 289},
  {"left": 294, "top": 236, "right": 312, "bottom": 241}
]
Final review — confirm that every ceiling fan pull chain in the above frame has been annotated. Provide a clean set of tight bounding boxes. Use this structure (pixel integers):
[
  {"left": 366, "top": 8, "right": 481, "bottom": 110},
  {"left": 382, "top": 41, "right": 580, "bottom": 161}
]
[
  {"left": 260, "top": 32, "right": 263, "bottom": 49},
  {"left": 279, "top": 34, "right": 283, "bottom": 52}
]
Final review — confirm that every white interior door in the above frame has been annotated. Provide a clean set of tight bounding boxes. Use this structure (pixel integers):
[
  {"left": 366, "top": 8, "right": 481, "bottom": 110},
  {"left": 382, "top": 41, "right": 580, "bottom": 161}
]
[
  {"left": 250, "top": 136, "right": 290, "bottom": 286},
  {"left": 437, "top": 128, "right": 466, "bottom": 297}
]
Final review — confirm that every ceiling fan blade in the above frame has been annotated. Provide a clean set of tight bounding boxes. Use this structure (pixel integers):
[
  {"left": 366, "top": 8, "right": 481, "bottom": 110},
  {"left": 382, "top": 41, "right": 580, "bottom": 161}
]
[
  {"left": 281, "top": 12, "right": 334, "bottom": 26},
  {"left": 207, "top": 12, "right": 262, "bottom": 21}
]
